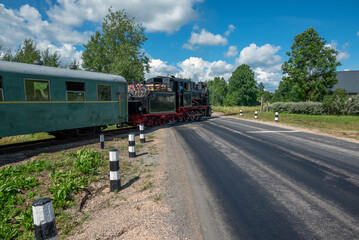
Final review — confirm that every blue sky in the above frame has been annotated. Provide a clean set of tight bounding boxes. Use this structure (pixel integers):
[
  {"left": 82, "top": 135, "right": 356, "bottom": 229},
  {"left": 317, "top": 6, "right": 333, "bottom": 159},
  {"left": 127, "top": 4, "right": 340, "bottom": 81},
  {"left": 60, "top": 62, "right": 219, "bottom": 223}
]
[{"left": 0, "top": 0, "right": 358, "bottom": 91}]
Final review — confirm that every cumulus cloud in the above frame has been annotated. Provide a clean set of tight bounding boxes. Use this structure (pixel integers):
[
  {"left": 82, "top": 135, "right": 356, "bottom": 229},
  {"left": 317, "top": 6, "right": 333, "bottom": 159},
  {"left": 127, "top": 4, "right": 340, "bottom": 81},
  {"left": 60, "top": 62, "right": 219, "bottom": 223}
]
[
  {"left": 46, "top": 0, "right": 203, "bottom": 34},
  {"left": 224, "top": 45, "right": 238, "bottom": 58},
  {"left": 236, "top": 43, "right": 282, "bottom": 67},
  {"left": 357, "top": 31, "right": 359, "bottom": 37},
  {"left": 146, "top": 59, "right": 181, "bottom": 79},
  {"left": 183, "top": 29, "right": 228, "bottom": 50},
  {"left": 146, "top": 57, "right": 235, "bottom": 82},
  {"left": 224, "top": 24, "right": 236, "bottom": 37}
]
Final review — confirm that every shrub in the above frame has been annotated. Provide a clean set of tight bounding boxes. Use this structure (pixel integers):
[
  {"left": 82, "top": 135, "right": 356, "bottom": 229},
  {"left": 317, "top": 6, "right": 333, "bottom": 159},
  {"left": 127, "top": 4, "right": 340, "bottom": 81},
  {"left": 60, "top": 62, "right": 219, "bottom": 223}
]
[
  {"left": 322, "top": 89, "right": 347, "bottom": 115},
  {"left": 269, "top": 102, "right": 323, "bottom": 115}
]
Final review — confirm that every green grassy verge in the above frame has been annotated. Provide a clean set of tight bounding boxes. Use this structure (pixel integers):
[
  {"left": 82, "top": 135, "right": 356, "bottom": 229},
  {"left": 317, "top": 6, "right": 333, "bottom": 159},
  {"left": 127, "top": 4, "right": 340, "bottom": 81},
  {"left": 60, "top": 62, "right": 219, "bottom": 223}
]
[
  {"left": 0, "top": 148, "right": 108, "bottom": 239},
  {"left": 0, "top": 133, "right": 54, "bottom": 146},
  {"left": 213, "top": 106, "right": 359, "bottom": 140}
]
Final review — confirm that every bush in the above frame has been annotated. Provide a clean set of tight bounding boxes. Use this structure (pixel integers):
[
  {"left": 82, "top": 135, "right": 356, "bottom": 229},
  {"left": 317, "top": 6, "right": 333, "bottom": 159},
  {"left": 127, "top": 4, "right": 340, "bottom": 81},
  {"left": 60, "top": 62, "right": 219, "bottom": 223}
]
[
  {"left": 322, "top": 89, "right": 348, "bottom": 115},
  {"left": 269, "top": 102, "right": 323, "bottom": 115}
]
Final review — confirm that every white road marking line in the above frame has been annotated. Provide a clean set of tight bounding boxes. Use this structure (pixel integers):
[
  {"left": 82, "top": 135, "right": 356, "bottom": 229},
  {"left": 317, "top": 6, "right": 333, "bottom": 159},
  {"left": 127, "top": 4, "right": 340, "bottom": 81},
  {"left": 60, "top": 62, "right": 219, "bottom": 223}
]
[{"left": 247, "top": 130, "right": 300, "bottom": 133}]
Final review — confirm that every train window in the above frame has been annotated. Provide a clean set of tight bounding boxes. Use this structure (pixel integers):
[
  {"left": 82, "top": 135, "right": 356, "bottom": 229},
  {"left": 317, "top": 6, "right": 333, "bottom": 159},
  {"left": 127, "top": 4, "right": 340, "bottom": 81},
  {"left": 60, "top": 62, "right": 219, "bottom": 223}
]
[
  {"left": 66, "top": 81, "right": 85, "bottom": 101},
  {"left": 97, "top": 84, "right": 112, "bottom": 101},
  {"left": 25, "top": 79, "right": 50, "bottom": 101},
  {"left": 0, "top": 76, "right": 3, "bottom": 101}
]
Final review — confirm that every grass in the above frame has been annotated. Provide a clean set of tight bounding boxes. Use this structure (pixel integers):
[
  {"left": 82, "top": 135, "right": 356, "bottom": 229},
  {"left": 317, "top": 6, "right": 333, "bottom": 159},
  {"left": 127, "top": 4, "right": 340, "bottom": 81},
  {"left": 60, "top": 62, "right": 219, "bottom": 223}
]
[
  {"left": 0, "top": 148, "right": 107, "bottom": 239},
  {"left": 142, "top": 181, "right": 153, "bottom": 191},
  {"left": 0, "top": 132, "right": 54, "bottom": 145},
  {"left": 213, "top": 106, "right": 359, "bottom": 140}
]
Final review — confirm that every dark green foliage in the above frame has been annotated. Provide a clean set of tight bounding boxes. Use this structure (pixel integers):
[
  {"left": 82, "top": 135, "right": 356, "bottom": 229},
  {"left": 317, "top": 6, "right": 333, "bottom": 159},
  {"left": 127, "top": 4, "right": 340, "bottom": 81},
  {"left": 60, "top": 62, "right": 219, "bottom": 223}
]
[
  {"left": 82, "top": 8, "right": 149, "bottom": 82},
  {"left": 207, "top": 77, "right": 228, "bottom": 105},
  {"left": 281, "top": 27, "right": 341, "bottom": 101},
  {"left": 262, "top": 91, "right": 274, "bottom": 103},
  {"left": 42, "top": 48, "right": 61, "bottom": 67},
  {"left": 11, "top": 39, "right": 41, "bottom": 64},
  {"left": 224, "top": 64, "right": 258, "bottom": 106},
  {"left": 273, "top": 80, "right": 304, "bottom": 102},
  {"left": 1, "top": 39, "right": 61, "bottom": 67}
]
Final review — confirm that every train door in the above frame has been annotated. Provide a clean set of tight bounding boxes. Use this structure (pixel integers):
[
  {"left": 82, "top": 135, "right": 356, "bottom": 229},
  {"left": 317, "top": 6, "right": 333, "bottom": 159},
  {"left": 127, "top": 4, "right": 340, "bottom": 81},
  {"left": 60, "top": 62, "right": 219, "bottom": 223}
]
[{"left": 118, "top": 85, "right": 127, "bottom": 122}]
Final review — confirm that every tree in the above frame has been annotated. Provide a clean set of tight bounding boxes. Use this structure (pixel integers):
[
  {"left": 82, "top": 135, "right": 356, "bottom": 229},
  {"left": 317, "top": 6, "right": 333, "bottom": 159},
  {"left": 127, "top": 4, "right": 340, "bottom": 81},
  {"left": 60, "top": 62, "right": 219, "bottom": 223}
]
[
  {"left": 12, "top": 38, "right": 41, "bottom": 64},
  {"left": 82, "top": 8, "right": 149, "bottom": 82},
  {"left": 42, "top": 48, "right": 61, "bottom": 67},
  {"left": 224, "top": 64, "right": 258, "bottom": 106},
  {"left": 258, "top": 82, "right": 265, "bottom": 97},
  {"left": 282, "top": 27, "right": 341, "bottom": 101},
  {"left": 207, "top": 77, "right": 228, "bottom": 105}
]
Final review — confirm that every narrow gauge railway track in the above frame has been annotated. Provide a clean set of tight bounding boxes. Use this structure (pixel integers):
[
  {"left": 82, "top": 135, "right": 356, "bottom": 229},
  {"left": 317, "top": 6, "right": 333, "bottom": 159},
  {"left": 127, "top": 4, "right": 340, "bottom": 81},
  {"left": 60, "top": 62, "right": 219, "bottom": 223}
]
[{"left": 0, "top": 126, "right": 138, "bottom": 156}]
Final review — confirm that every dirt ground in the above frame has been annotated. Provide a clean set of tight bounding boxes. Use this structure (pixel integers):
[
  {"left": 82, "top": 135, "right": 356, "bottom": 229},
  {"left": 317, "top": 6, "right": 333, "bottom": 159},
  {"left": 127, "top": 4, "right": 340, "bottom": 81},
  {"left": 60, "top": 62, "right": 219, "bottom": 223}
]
[{"left": 65, "top": 127, "right": 201, "bottom": 240}]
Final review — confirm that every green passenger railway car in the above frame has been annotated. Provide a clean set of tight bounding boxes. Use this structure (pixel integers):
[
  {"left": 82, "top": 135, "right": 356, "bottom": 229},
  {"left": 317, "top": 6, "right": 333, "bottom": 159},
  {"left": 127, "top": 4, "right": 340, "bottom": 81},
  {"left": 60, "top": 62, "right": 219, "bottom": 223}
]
[{"left": 0, "top": 61, "right": 128, "bottom": 138}]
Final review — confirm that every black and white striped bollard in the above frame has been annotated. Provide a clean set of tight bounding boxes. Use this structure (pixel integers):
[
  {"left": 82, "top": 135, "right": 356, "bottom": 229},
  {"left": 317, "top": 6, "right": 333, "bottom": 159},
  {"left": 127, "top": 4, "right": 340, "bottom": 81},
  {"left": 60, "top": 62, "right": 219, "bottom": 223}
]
[
  {"left": 32, "top": 198, "right": 57, "bottom": 240},
  {"left": 240, "top": 109, "right": 243, "bottom": 116},
  {"left": 139, "top": 124, "right": 145, "bottom": 143},
  {"left": 129, "top": 133, "right": 136, "bottom": 158},
  {"left": 254, "top": 111, "right": 258, "bottom": 119},
  {"left": 109, "top": 149, "right": 121, "bottom": 192},
  {"left": 275, "top": 112, "right": 279, "bottom": 122},
  {"left": 100, "top": 134, "right": 104, "bottom": 149}
]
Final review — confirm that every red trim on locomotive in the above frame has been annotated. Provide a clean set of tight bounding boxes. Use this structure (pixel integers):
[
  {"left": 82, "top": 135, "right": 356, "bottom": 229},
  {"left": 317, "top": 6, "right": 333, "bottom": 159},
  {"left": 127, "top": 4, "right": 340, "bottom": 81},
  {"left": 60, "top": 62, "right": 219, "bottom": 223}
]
[{"left": 128, "top": 105, "right": 211, "bottom": 126}]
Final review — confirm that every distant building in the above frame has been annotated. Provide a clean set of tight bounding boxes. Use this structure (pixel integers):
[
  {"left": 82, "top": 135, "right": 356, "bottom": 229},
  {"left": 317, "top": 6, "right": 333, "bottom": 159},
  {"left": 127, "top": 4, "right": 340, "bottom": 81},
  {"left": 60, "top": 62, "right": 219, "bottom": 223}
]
[{"left": 332, "top": 70, "right": 359, "bottom": 95}]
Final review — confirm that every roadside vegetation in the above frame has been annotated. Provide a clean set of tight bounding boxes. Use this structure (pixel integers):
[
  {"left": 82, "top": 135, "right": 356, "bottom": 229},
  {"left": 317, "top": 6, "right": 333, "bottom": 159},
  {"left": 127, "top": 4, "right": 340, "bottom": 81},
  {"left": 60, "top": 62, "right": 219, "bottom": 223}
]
[
  {"left": 0, "top": 135, "right": 157, "bottom": 239},
  {"left": 213, "top": 106, "right": 359, "bottom": 140}
]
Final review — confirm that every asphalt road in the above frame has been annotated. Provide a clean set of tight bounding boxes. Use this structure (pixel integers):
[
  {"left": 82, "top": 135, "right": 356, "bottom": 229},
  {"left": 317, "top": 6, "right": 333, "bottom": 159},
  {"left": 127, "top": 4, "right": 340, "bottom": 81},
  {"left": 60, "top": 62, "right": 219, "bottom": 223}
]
[{"left": 169, "top": 116, "right": 359, "bottom": 240}]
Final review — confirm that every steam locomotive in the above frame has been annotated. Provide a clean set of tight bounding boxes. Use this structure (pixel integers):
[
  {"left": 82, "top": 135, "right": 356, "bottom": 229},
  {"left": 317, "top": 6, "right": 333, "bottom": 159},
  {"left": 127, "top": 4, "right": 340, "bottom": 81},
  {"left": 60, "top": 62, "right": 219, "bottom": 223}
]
[{"left": 128, "top": 76, "right": 211, "bottom": 126}]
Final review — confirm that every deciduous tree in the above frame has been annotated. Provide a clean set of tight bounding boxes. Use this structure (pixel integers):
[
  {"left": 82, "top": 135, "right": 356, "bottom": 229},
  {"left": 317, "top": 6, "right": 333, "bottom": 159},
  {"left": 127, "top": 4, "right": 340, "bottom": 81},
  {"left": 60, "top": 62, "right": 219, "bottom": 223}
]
[
  {"left": 207, "top": 77, "right": 228, "bottom": 106},
  {"left": 82, "top": 8, "right": 149, "bottom": 82},
  {"left": 224, "top": 64, "right": 258, "bottom": 106},
  {"left": 282, "top": 27, "right": 341, "bottom": 101}
]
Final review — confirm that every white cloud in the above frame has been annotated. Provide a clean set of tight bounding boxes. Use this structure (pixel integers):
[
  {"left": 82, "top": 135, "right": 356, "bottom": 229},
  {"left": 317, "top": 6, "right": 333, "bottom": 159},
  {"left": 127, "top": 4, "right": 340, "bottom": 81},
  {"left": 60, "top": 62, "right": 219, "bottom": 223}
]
[
  {"left": 236, "top": 43, "right": 282, "bottom": 68},
  {"left": 224, "top": 46, "right": 238, "bottom": 58},
  {"left": 337, "top": 52, "right": 350, "bottom": 61},
  {"left": 46, "top": 0, "right": 203, "bottom": 34},
  {"left": 146, "top": 59, "right": 180, "bottom": 79},
  {"left": 357, "top": 31, "right": 359, "bottom": 37},
  {"left": 325, "top": 40, "right": 350, "bottom": 62},
  {"left": 178, "top": 57, "right": 234, "bottom": 81},
  {"left": 147, "top": 57, "right": 235, "bottom": 82},
  {"left": 183, "top": 29, "right": 228, "bottom": 50},
  {"left": 224, "top": 24, "right": 236, "bottom": 37}
]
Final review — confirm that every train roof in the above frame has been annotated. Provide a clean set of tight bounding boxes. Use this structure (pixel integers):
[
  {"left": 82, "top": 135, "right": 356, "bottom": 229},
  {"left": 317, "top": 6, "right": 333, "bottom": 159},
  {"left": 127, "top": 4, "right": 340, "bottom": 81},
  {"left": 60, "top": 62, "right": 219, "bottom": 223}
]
[{"left": 0, "top": 61, "right": 127, "bottom": 83}]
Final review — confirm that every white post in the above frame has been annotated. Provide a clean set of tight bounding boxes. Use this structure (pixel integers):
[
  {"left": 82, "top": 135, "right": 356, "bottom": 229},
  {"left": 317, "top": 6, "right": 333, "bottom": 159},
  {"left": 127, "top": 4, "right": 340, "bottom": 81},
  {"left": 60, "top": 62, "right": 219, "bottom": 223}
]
[
  {"left": 275, "top": 112, "right": 279, "bottom": 122},
  {"left": 32, "top": 198, "right": 57, "bottom": 240},
  {"left": 139, "top": 124, "right": 145, "bottom": 143},
  {"left": 255, "top": 111, "right": 258, "bottom": 119},
  {"left": 109, "top": 149, "right": 121, "bottom": 192},
  {"left": 100, "top": 134, "right": 104, "bottom": 149},
  {"left": 240, "top": 109, "right": 243, "bottom": 116},
  {"left": 128, "top": 133, "right": 136, "bottom": 158}
]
